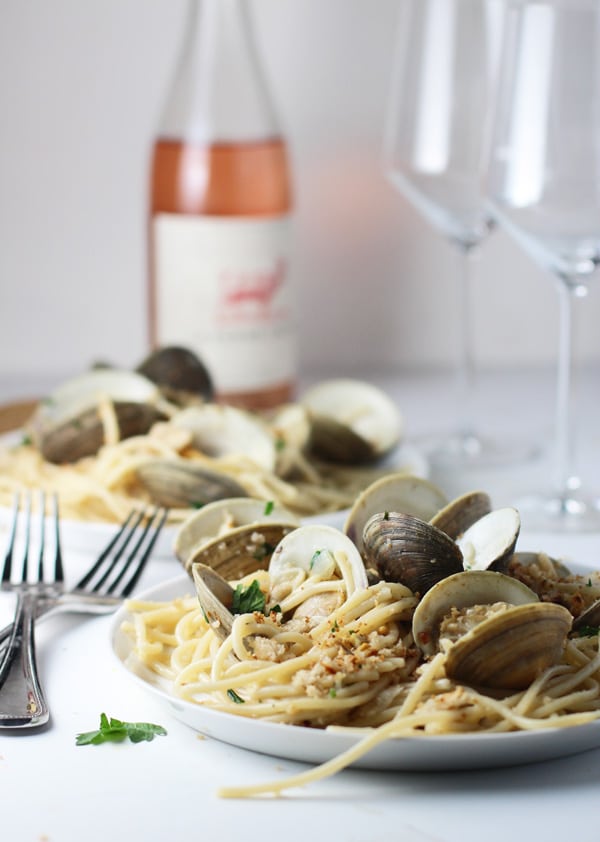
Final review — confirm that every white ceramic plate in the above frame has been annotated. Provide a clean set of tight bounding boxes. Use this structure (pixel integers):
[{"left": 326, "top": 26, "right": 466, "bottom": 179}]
[
  {"left": 111, "top": 574, "right": 600, "bottom": 771},
  {"left": 0, "top": 437, "right": 427, "bottom": 559}
]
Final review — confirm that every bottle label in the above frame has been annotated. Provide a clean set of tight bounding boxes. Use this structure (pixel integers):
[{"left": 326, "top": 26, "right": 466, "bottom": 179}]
[{"left": 153, "top": 214, "right": 296, "bottom": 394}]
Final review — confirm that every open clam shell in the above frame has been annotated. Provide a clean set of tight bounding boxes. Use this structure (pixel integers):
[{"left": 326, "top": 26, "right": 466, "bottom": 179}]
[
  {"left": 344, "top": 474, "right": 448, "bottom": 556},
  {"left": 412, "top": 570, "right": 540, "bottom": 656},
  {"left": 412, "top": 570, "right": 572, "bottom": 690},
  {"left": 430, "top": 491, "right": 492, "bottom": 540},
  {"left": 191, "top": 563, "right": 235, "bottom": 640},
  {"left": 445, "top": 601, "right": 572, "bottom": 690},
  {"left": 362, "top": 512, "right": 464, "bottom": 595},
  {"left": 136, "top": 459, "right": 248, "bottom": 509},
  {"left": 300, "top": 378, "right": 402, "bottom": 465},
  {"left": 175, "top": 498, "right": 300, "bottom": 579},
  {"left": 456, "top": 507, "right": 521, "bottom": 573},
  {"left": 30, "top": 369, "right": 167, "bottom": 463},
  {"left": 269, "top": 524, "right": 369, "bottom": 595},
  {"left": 171, "top": 404, "right": 277, "bottom": 472},
  {"left": 175, "top": 498, "right": 300, "bottom": 567}
]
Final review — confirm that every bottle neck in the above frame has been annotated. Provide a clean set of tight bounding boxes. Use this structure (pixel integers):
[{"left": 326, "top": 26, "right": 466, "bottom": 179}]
[{"left": 159, "top": 0, "right": 281, "bottom": 143}]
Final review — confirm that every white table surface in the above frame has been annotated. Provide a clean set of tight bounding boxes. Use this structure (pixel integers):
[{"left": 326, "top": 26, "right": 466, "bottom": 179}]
[{"left": 1, "top": 367, "right": 600, "bottom": 842}]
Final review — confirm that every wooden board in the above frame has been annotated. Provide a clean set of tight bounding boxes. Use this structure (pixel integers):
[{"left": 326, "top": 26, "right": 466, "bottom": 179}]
[{"left": 0, "top": 400, "right": 37, "bottom": 434}]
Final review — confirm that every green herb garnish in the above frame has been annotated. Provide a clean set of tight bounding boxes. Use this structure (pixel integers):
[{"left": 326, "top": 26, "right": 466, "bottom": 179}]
[
  {"left": 227, "top": 689, "right": 245, "bottom": 704},
  {"left": 577, "top": 625, "right": 600, "bottom": 638},
  {"left": 275, "top": 438, "right": 286, "bottom": 452},
  {"left": 232, "top": 579, "right": 266, "bottom": 614},
  {"left": 76, "top": 713, "right": 167, "bottom": 746},
  {"left": 252, "top": 542, "right": 275, "bottom": 561},
  {"left": 20, "top": 434, "right": 33, "bottom": 446},
  {"left": 264, "top": 500, "right": 275, "bottom": 516},
  {"left": 191, "top": 501, "right": 206, "bottom": 510},
  {"left": 329, "top": 688, "right": 337, "bottom": 698}
]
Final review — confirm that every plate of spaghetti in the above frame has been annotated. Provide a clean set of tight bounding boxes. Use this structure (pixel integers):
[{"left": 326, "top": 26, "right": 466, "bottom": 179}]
[{"left": 113, "top": 522, "right": 600, "bottom": 798}]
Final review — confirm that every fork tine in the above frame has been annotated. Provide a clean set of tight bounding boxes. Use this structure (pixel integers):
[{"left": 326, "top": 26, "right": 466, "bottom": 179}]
[
  {"left": 2, "top": 492, "right": 19, "bottom": 584},
  {"left": 36, "top": 490, "right": 46, "bottom": 583},
  {"left": 20, "top": 491, "right": 32, "bottom": 583},
  {"left": 51, "top": 494, "right": 64, "bottom": 585},
  {"left": 74, "top": 509, "right": 140, "bottom": 591},
  {"left": 109, "top": 507, "right": 168, "bottom": 597}
]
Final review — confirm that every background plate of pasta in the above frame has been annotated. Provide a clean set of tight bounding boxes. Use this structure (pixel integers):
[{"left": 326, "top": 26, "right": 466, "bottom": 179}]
[
  {"left": 0, "top": 367, "right": 427, "bottom": 558},
  {"left": 112, "top": 561, "right": 600, "bottom": 789}
]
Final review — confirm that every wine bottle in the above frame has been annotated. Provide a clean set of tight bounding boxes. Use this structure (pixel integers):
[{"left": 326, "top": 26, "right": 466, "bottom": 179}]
[{"left": 149, "top": 0, "right": 296, "bottom": 410}]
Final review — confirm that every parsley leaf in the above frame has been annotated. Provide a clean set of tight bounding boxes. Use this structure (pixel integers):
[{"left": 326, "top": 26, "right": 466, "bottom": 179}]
[
  {"left": 231, "top": 579, "right": 266, "bottom": 614},
  {"left": 264, "top": 500, "right": 275, "bottom": 516},
  {"left": 577, "top": 625, "right": 600, "bottom": 638},
  {"left": 227, "top": 689, "right": 245, "bottom": 704},
  {"left": 76, "top": 713, "right": 167, "bottom": 746}
]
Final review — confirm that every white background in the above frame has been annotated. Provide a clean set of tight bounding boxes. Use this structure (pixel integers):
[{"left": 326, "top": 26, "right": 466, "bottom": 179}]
[{"left": 1, "top": 0, "right": 599, "bottom": 387}]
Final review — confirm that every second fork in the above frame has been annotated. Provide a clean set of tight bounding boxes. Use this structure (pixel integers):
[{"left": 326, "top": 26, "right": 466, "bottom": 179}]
[{"left": 0, "top": 490, "right": 63, "bottom": 728}]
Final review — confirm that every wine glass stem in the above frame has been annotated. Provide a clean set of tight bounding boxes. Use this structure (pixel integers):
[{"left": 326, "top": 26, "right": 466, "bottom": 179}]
[
  {"left": 456, "top": 244, "right": 477, "bottom": 444},
  {"left": 554, "top": 280, "right": 577, "bottom": 499}
]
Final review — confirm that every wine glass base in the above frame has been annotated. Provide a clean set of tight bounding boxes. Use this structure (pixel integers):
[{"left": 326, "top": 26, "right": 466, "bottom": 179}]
[
  {"left": 419, "top": 431, "right": 540, "bottom": 472},
  {"left": 515, "top": 490, "right": 600, "bottom": 534}
]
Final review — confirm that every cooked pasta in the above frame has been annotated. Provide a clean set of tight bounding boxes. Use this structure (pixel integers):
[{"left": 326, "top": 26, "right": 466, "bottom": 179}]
[
  {"left": 121, "top": 552, "right": 600, "bottom": 798},
  {"left": 0, "top": 410, "right": 395, "bottom": 525}
]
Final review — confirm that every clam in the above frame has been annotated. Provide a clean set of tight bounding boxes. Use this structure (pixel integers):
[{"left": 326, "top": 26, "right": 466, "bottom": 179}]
[
  {"left": 362, "top": 512, "right": 464, "bottom": 595},
  {"left": 455, "top": 507, "right": 521, "bottom": 573},
  {"left": 300, "top": 378, "right": 402, "bottom": 465},
  {"left": 136, "top": 458, "right": 249, "bottom": 509},
  {"left": 171, "top": 404, "right": 277, "bottom": 472},
  {"left": 430, "top": 491, "right": 492, "bottom": 540},
  {"left": 29, "top": 369, "right": 167, "bottom": 464},
  {"left": 137, "top": 346, "right": 214, "bottom": 405},
  {"left": 412, "top": 570, "right": 572, "bottom": 690},
  {"left": 192, "top": 563, "right": 236, "bottom": 640},
  {"left": 506, "top": 551, "right": 600, "bottom": 630},
  {"left": 269, "top": 524, "right": 369, "bottom": 596},
  {"left": 344, "top": 474, "right": 448, "bottom": 556},
  {"left": 174, "top": 497, "right": 300, "bottom": 579}
]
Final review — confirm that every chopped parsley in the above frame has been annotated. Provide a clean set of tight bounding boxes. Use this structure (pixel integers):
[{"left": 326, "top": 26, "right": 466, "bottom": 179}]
[
  {"left": 577, "top": 625, "right": 600, "bottom": 638},
  {"left": 232, "top": 579, "right": 266, "bottom": 614},
  {"left": 275, "top": 437, "right": 286, "bottom": 452},
  {"left": 20, "top": 433, "right": 33, "bottom": 446},
  {"left": 76, "top": 713, "right": 166, "bottom": 746},
  {"left": 329, "top": 688, "right": 337, "bottom": 698},
  {"left": 252, "top": 541, "right": 275, "bottom": 561},
  {"left": 310, "top": 549, "right": 323, "bottom": 570},
  {"left": 264, "top": 500, "right": 275, "bottom": 516},
  {"left": 227, "top": 689, "right": 245, "bottom": 704}
]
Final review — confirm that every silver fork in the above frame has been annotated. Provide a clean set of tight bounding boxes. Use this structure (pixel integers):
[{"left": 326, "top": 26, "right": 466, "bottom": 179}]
[
  {"left": 0, "top": 503, "right": 169, "bottom": 648},
  {"left": 0, "top": 494, "right": 168, "bottom": 728},
  {"left": 0, "top": 490, "right": 63, "bottom": 728}
]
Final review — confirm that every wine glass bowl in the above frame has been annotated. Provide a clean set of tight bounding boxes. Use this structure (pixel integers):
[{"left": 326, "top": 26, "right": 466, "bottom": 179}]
[
  {"left": 486, "top": 0, "right": 600, "bottom": 530},
  {"left": 383, "top": 0, "right": 534, "bottom": 473}
]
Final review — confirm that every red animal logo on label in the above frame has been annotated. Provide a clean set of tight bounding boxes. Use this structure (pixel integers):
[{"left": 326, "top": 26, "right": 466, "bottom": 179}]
[{"left": 218, "top": 259, "right": 286, "bottom": 323}]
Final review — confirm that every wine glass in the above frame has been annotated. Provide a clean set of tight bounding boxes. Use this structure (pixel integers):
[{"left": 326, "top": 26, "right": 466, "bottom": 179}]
[
  {"left": 486, "top": 0, "right": 600, "bottom": 530},
  {"left": 383, "top": 0, "right": 535, "bottom": 472}
]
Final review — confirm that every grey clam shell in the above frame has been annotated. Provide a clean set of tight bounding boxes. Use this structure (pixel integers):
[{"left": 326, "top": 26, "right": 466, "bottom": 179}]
[{"left": 362, "top": 511, "right": 464, "bottom": 595}]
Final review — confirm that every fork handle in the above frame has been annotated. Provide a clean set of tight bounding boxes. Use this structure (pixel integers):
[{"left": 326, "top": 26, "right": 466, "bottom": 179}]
[{"left": 0, "top": 593, "right": 50, "bottom": 728}]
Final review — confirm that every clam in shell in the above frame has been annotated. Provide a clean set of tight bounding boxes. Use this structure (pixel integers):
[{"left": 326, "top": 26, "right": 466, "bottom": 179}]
[
  {"left": 362, "top": 511, "right": 464, "bottom": 595},
  {"left": 30, "top": 369, "right": 167, "bottom": 463},
  {"left": 136, "top": 458, "right": 249, "bottom": 509},
  {"left": 430, "top": 491, "right": 492, "bottom": 540},
  {"left": 269, "top": 524, "right": 369, "bottom": 597},
  {"left": 412, "top": 570, "right": 572, "bottom": 690},
  {"left": 344, "top": 474, "right": 448, "bottom": 556},
  {"left": 175, "top": 498, "right": 300, "bottom": 579},
  {"left": 300, "top": 378, "right": 402, "bottom": 465},
  {"left": 455, "top": 507, "right": 521, "bottom": 573},
  {"left": 171, "top": 404, "right": 277, "bottom": 472}
]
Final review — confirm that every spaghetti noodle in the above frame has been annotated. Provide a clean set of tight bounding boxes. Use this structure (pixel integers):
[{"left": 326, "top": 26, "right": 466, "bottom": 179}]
[{"left": 121, "top": 549, "right": 600, "bottom": 798}]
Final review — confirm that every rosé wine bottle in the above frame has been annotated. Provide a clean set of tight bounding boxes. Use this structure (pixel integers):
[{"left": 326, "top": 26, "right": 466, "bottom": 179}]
[{"left": 149, "top": 0, "right": 296, "bottom": 410}]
